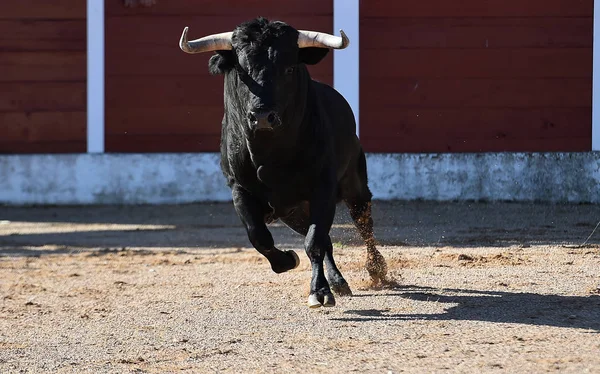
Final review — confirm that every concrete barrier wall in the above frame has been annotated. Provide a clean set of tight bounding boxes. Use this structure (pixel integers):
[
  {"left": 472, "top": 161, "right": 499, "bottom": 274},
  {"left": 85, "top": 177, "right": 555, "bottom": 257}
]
[
  {"left": 1, "top": 152, "right": 599, "bottom": 205},
  {"left": 366, "top": 152, "right": 600, "bottom": 203}
]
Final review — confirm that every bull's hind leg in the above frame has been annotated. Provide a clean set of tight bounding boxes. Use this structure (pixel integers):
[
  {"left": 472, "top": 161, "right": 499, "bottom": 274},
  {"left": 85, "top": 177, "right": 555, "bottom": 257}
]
[
  {"left": 343, "top": 151, "right": 388, "bottom": 284},
  {"left": 346, "top": 198, "right": 388, "bottom": 283},
  {"left": 280, "top": 203, "right": 352, "bottom": 296},
  {"left": 232, "top": 185, "right": 299, "bottom": 273}
]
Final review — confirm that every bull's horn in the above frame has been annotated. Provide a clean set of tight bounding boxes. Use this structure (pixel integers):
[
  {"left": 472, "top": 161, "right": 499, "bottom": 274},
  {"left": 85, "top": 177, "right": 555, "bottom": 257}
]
[
  {"left": 297, "top": 29, "right": 349, "bottom": 49},
  {"left": 179, "top": 27, "right": 233, "bottom": 54}
]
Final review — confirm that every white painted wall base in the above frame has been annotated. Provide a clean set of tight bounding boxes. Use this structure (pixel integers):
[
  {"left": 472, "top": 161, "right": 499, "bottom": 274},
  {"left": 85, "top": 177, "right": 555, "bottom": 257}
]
[
  {"left": 366, "top": 152, "right": 600, "bottom": 203},
  {"left": 0, "top": 154, "right": 229, "bottom": 205},
  {"left": 1, "top": 153, "right": 600, "bottom": 205}
]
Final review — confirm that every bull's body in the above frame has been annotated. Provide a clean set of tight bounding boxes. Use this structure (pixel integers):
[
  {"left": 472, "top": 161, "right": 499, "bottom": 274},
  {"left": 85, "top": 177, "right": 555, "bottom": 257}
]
[
  {"left": 221, "top": 79, "right": 356, "bottom": 218},
  {"left": 181, "top": 17, "right": 387, "bottom": 307}
]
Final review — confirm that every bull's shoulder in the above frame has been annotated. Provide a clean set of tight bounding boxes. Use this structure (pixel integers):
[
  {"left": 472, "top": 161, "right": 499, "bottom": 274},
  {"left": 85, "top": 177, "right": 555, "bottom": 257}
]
[
  {"left": 307, "top": 80, "right": 357, "bottom": 140},
  {"left": 310, "top": 81, "right": 354, "bottom": 118},
  {"left": 220, "top": 139, "right": 264, "bottom": 192}
]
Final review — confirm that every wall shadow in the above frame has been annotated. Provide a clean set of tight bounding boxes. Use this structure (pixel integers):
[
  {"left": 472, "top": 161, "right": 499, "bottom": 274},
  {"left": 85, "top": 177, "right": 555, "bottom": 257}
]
[{"left": 1, "top": 201, "right": 599, "bottom": 256}]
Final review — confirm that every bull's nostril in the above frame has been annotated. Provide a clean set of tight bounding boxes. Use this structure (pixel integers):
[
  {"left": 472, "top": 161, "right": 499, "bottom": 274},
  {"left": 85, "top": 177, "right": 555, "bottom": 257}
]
[
  {"left": 247, "top": 112, "right": 257, "bottom": 125},
  {"left": 267, "top": 112, "right": 276, "bottom": 124}
]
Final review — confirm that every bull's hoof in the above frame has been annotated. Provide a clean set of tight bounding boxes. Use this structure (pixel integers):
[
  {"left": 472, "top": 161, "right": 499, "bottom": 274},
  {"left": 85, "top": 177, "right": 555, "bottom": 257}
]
[
  {"left": 330, "top": 280, "right": 353, "bottom": 296},
  {"left": 287, "top": 250, "right": 300, "bottom": 269},
  {"left": 307, "top": 291, "right": 336, "bottom": 308},
  {"left": 271, "top": 250, "right": 300, "bottom": 274},
  {"left": 366, "top": 251, "right": 388, "bottom": 282},
  {"left": 323, "top": 293, "right": 336, "bottom": 307}
]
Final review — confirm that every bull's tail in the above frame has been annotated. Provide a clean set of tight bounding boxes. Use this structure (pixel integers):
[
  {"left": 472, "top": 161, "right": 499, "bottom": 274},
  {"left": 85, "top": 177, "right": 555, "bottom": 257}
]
[{"left": 357, "top": 148, "right": 373, "bottom": 200}]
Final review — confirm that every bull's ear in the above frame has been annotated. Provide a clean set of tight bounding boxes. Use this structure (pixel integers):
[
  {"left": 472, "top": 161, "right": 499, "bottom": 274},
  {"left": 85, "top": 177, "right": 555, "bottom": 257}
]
[
  {"left": 208, "top": 51, "right": 234, "bottom": 75},
  {"left": 298, "top": 47, "right": 329, "bottom": 65}
]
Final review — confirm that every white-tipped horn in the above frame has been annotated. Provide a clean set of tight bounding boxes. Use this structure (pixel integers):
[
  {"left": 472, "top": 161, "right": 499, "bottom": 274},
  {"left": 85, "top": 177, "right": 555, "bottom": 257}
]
[
  {"left": 297, "top": 29, "right": 349, "bottom": 49},
  {"left": 179, "top": 27, "right": 233, "bottom": 54}
]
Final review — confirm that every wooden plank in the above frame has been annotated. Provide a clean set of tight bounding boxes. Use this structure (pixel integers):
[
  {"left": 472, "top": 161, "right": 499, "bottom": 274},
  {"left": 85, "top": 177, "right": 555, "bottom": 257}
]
[
  {"left": 105, "top": 15, "right": 333, "bottom": 80},
  {"left": 106, "top": 75, "right": 333, "bottom": 109},
  {"left": 359, "top": 108, "right": 591, "bottom": 139},
  {"left": 106, "top": 134, "right": 221, "bottom": 153},
  {"left": 105, "top": 15, "right": 333, "bottom": 48},
  {"left": 106, "top": 77, "right": 223, "bottom": 109},
  {"left": 0, "top": 20, "right": 86, "bottom": 51},
  {"left": 106, "top": 0, "right": 332, "bottom": 17},
  {"left": 359, "top": 107, "right": 591, "bottom": 152},
  {"left": 0, "top": 1, "right": 86, "bottom": 20},
  {"left": 360, "top": 135, "right": 590, "bottom": 153},
  {"left": 361, "top": 48, "right": 592, "bottom": 79},
  {"left": 361, "top": 17, "right": 592, "bottom": 49},
  {"left": 0, "top": 141, "right": 85, "bottom": 154},
  {"left": 105, "top": 106, "right": 223, "bottom": 135},
  {"left": 0, "top": 111, "right": 86, "bottom": 142},
  {"left": 360, "top": 78, "right": 591, "bottom": 108},
  {"left": 362, "top": 0, "right": 592, "bottom": 18},
  {"left": 0, "top": 51, "right": 86, "bottom": 82},
  {"left": 106, "top": 46, "right": 332, "bottom": 81},
  {"left": 105, "top": 42, "right": 332, "bottom": 81},
  {"left": 0, "top": 82, "right": 85, "bottom": 112}
]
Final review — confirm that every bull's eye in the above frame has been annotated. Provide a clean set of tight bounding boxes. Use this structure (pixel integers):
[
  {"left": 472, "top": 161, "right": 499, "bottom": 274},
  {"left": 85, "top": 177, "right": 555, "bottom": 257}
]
[{"left": 285, "top": 67, "right": 295, "bottom": 75}]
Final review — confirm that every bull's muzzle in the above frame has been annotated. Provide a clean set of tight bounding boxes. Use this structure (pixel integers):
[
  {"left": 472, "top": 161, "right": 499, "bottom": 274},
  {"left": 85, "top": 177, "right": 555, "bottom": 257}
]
[{"left": 247, "top": 110, "right": 278, "bottom": 131}]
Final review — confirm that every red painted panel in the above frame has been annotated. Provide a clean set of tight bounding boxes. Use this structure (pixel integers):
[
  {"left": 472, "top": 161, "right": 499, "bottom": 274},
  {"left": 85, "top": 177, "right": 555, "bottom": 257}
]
[
  {"left": 360, "top": 108, "right": 590, "bottom": 143},
  {"left": 105, "top": 0, "right": 332, "bottom": 16},
  {"left": 0, "top": 3, "right": 86, "bottom": 154},
  {"left": 362, "top": 0, "right": 591, "bottom": 18},
  {"left": 361, "top": 17, "right": 592, "bottom": 49},
  {"left": 105, "top": 1, "right": 334, "bottom": 153},
  {"left": 360, "top": 136, "right": 590, "bottom": 153},
  {"left": 0, "top": 20, "right": 86, "bottom": 52},
  {"left": 106, "top": 134, "right": 221, "bottom": 153},
  {"left": 0, "top": 1, "right": 85, "bottom": 20},
  {"left": 360, "top": 1, "right": 592, "bottom": 153},
  {"left": 361, "top": 78, "right": 591, "bottom": 109},
  {"left": 0, "top": 141, "right": 85, "bottom": 154},
  {"left": 362, "top": 49, "right": 591, "bottom": 79},
  {"left": 105, "top": 16, "right": 333, "bottom": 80},
  {"left": 0, "top": 112, "right": 86, "bottom": 142},
  {"left": 105, "top": 106, "right": 224, "bottom": 135},
  {"left": 0, "top": 82, "right": 85, "bottom": 112},
  {"left": 0, "top": 51, "right": 86, "bottom": 82},
  {"left": 106, "top": 75, "right": 333, "bottom": 109}
]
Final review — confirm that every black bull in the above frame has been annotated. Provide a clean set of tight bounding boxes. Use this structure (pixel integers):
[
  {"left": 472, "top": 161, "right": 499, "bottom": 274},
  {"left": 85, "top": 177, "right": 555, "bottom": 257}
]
[{"left": 180, "top": 17, "right": 389, "bottom": 308}]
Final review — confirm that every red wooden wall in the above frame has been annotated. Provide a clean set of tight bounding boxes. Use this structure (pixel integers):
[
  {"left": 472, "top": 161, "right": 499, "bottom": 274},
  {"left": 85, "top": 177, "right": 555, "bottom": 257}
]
[
  {"left": 105, "top": 0, "right": 333, "bottom": 153},
  {"left": 0, "top": 1, "right": 87, "bottom": 154},
  {"left": 360, "top": 0, "right": 593, "bottom": 153},
  {"left": 1, "top": 1, "right": 594, "bottom": 154}
]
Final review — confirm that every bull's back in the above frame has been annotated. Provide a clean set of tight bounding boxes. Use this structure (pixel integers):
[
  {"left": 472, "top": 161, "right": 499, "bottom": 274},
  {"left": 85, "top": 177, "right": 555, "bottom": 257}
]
[
  {"left": 312, "top": 81, "right": 357, "bottom": 137},
  {"left": 311, "top": 80, "right": 361, "bottom": 180}
]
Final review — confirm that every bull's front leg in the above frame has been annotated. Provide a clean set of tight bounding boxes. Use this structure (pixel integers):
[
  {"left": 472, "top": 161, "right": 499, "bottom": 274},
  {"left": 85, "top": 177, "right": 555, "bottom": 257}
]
[
  {"left": 305, "top": 170, "right": 338, "bottom": 308},
  {"left": 232, "top": 185, "right": 299, "bottom": 273}
]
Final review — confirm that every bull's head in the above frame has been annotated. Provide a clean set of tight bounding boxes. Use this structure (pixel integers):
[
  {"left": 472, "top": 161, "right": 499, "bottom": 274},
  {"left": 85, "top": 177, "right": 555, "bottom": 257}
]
[{"left": 179, "top": 17, "right": 348, "bottom": 133}]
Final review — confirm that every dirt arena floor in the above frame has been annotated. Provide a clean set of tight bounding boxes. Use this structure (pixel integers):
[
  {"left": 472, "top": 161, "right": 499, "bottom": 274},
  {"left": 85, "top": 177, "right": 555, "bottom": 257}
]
[{"left": 0, "top": 201, "right": 599, "bottom": 373}]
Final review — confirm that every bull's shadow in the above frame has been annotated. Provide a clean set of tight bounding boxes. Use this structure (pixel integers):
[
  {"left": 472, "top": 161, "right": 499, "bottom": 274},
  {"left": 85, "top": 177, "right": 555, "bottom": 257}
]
[{"left": 335, "top": 285, "right": 600, "bottom": 331}]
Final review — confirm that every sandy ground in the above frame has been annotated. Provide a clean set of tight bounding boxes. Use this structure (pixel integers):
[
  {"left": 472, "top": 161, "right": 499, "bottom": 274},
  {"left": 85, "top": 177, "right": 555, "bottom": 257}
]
[{"left": 0, "top": 201, "right": 599, "bottom": 373}]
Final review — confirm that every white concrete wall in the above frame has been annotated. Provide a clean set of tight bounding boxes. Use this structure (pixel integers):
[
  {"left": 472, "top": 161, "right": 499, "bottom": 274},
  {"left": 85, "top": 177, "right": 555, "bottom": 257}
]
[
  {"left": 366, "top": 153, "right": 600, "bottom": 203},
  {"left": 1, "top": 153, "right": 600, "bottom": 205},
  {"left": 0, "top": 154, "right": 230, "bottom": 205}
]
